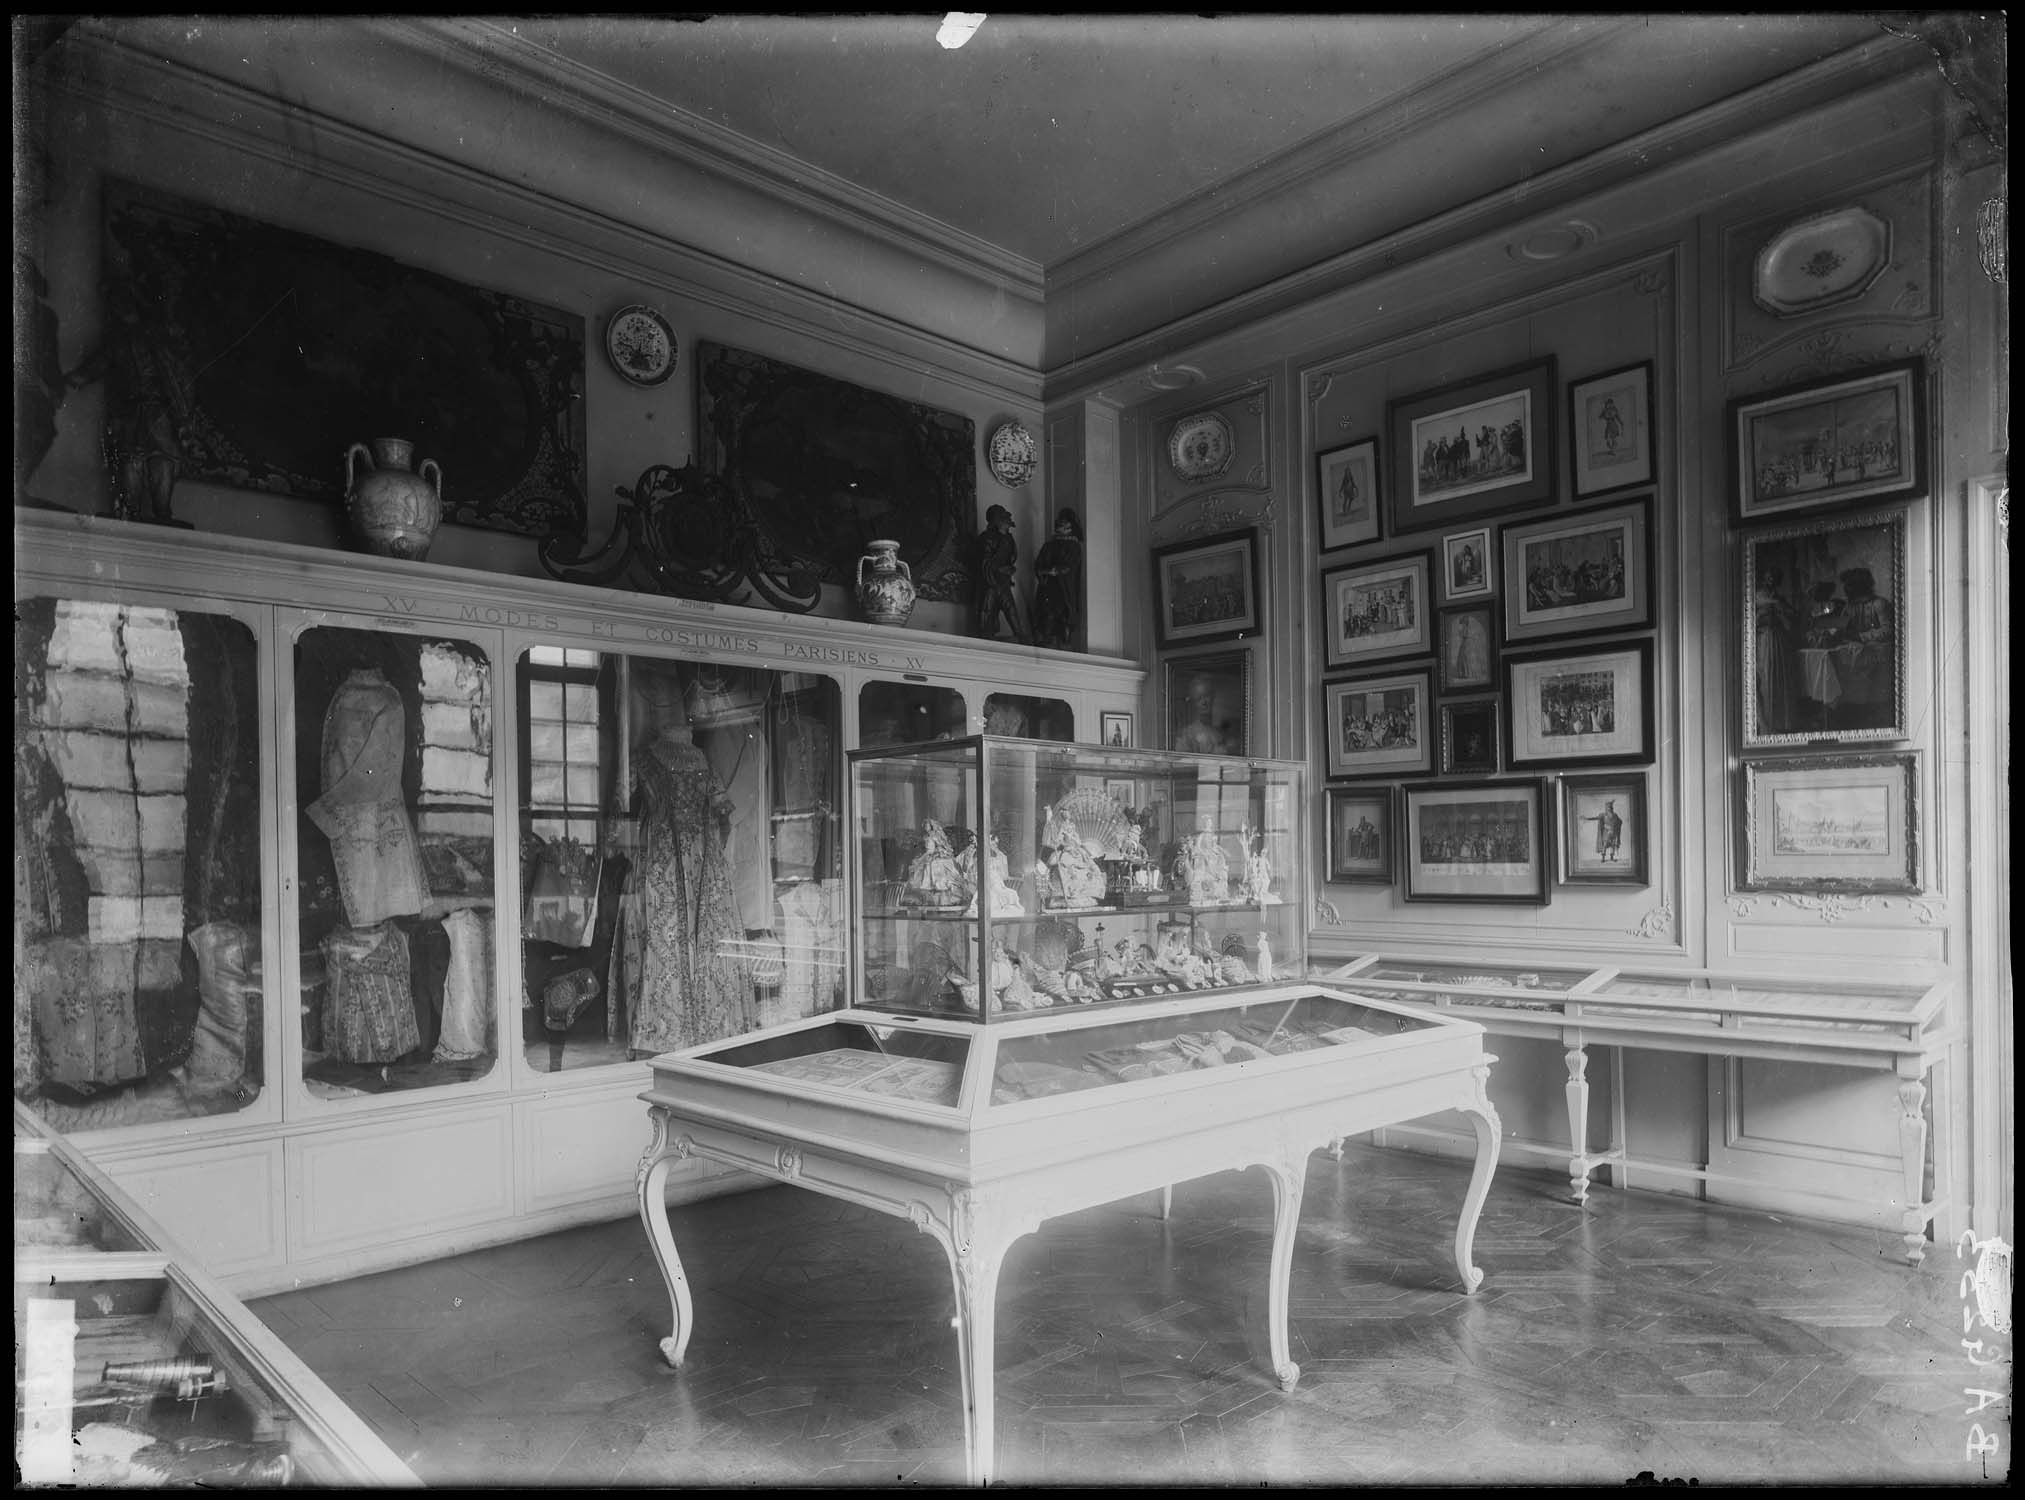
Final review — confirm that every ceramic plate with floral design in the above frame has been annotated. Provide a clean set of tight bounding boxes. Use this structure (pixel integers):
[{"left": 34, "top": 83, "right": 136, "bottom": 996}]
[
  {"left": 1167, "top": 409, "right": 1235, "bottom": 482},
  {"left": 605, "top": 304, "right": 677, "bottom": 386}
]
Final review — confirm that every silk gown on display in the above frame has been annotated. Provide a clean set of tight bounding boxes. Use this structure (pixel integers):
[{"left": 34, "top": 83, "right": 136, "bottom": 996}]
[{"left": 627, "top": 731, "right": 749, "bottom": 1056}]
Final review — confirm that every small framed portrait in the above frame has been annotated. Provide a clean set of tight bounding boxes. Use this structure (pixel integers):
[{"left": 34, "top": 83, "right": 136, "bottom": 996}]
[
  {"left": 1322, "top": 667, "right": 1432, "bottom": 780},
  {"left": 1567, "top": 361, "right": 1654, "bottom": 499},
  {"left": 1741, "top": 505, "right": 1908, "bottom": 747},
  {"left": 1386, "top": 357, "right": 1558, "bottom": 534},
  {"left": 1316, "top": 437, "right": 1381, "bottom": 550},
  {"left": 1505, "top": 639, "right": 1655, "bottom": 770},
  {"left": 1728, "top": 358, "right": 1926, "bottom": 523},
  {"left": 1099, "top": 710, "right": 1134, "bottom": 749},
  {"left": 1153, "top": 528, "right": 1261, "bottom": 649},
  {"left": 1437, "top": 603, "right": 1498, "bottom": 693},
  {"left": 1738, "top": 751, "right": 1920, "bottom": 893},
  {"left": 1500, "top": 495, "right": 1653, "bottom": 644},
  {"left": 1439, "top": 698, "right": 1501, "bottom": 776},
  {"left": 1440, "top": 526, "right": 1496, "bottom": 603},
  {"left": 1164, "top": 649, "right": 1251, "bottom": 757},
  {"left": 1321, "top": 551, "right": 1433, "bottom": 670},
  {"left": 1400, "top": 777, "right": 1551, "bottom": 905},
  {"left": 1559, "top": 772, "right": 1650, "bottom": 885},
  {"left": 1326, "top": 786, "right": 1395, "bottom": 885}
]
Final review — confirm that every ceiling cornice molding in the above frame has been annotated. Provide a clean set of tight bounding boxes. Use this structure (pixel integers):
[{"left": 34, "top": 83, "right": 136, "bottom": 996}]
[
  {"left": 1042, "top": 34, "right": 1938, "bottom": 398},
  {"left": 1048, "top": 16, "right": 1632, "bottom": 291},
  {"left": 42, "top": 32, "right": 1047, "bottom": 407},
  {"left": 394, "top": 16, "right": 1047, "bottom": 299}
]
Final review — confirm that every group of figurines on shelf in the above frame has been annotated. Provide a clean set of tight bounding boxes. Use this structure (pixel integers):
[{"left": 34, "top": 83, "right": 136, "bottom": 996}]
[
  {"left": 896, "top": 800, "right": 1278, "bottom": 917},
  {"left": 936, "top": 915, "right": 1277, "bottom": 1015},
  {"left": 972, "top": 505, "right": 1085, "bottom": 649}
]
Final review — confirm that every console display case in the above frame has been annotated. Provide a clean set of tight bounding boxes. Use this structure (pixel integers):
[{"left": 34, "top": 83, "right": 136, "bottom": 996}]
[
  {"left": 1321, "top": 954, "right": 1954, "bottom": 1260},
  {"left": 14, "top": 1104, "right": 417, "bottom": 1486},
  {"left": 850, "top": 734, "right": 1303, "bottom": 1024},
  {"left": 636, "top": 741, "right": 1500, "bottom": 1483}
]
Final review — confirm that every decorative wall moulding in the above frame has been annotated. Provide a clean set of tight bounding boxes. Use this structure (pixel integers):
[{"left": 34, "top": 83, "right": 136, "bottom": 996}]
[
  {"left": 1505, "top": 219, "right": 1600, "bottom": 262},
  {"left": 1753, "top": 206, "right": 1893, "bottom": 316},
  {"left": 984, "top": 420, "right": 1037, "bottom": 488}
]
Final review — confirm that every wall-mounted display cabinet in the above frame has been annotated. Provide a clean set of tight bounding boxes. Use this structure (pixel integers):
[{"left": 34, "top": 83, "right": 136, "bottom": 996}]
[{"left": 12, "top": 509, "right": 1144, "bottom": 1294}]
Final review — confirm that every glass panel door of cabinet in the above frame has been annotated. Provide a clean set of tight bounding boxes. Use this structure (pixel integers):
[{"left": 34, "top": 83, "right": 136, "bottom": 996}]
[
  {"left": 982, "top": 692, "right": 1073, "bottom": 741},
  {"left": 293, "top": 627, "right": 498, "bottom": 1098},
  {"left": 518, "top": 652, "right": 844, "bottom": 1074},
  {"left": 15, "top": 599, "right": 265, "bottom": 1132},
  {"left": 859, "top": 681, "right": 966, "bottom": 749}
]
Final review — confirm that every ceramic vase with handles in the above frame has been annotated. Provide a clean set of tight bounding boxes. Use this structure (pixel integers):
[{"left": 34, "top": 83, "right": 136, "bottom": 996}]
[
  {"left": 344, "top": 437, "right": 442, "bottom": 561},
  {"left": 855, "top": 539, "right": 916, "bottom": 626}
]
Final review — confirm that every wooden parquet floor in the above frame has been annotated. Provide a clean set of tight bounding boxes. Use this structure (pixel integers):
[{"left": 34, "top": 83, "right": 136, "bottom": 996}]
[{"left": 249, "top": 1144, "right": 2003, "bottom": 1488}]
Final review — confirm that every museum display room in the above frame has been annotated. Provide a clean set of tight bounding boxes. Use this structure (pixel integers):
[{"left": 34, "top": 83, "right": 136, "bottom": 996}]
[{"left": 14, "top": 14, "right": 2009, "bottom": 1488}]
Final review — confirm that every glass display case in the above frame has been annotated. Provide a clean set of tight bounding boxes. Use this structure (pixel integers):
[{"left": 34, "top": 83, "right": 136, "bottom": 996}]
[
  {"left": 850, "top": 735, "right": 1305, "bottom": 1023},
  {"left": 14, "top": 1104, "right": 416, "bottom": 1486}
]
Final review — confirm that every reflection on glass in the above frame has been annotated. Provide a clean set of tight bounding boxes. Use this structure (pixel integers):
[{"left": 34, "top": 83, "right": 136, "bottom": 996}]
[
  {"left": 295, "top": 628, "right": 496, "bottom": 1097},
  {"left": 982, "top": 692, "right": 1073, "bottom": 741},
  {"left": 14, "top": 600, "right": 263, "bottom": 1130},
  {"left": 859, "top": 681, "right": 966, "bottom": 748},
  {"left": 520, "top": 653, "right": 844, "bottom": 1073}
]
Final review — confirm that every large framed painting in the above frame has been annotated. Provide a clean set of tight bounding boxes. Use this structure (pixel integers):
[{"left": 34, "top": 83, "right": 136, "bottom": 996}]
[
  {"left": 1567, "top": 361, "right": 1654, "bottom": 500},
  {"left": 100, "top": 178, "right": 587, "bottom": 538},
  {"left": 1315, "top": 437, "right": 1381, "bottom": 550},
  {"left": 1500, "top": 495, "right": 1653, "bottom": 644},
  {"left": 1322, "top": 667, "right": 1433, "bottom": 780},
  {"left": 696, "top": 342, "right": 975, "bottom": 602},
  {"left": 1153, "top": 529, "right": 1262, "bottom": 649},
  {"left": 1727, "top": 358, "right": 1926, "bottom": 523},
  {"left": 1321, "top": 551, "right": 1432, "bottom": 669},
  {"left": 1165, "top": 648, "right": 1252, "bottom": 757},
  {"left": 1386, "top": 357, "right": 1557, "bottom": 534},
  {"left": 1326, "top": 786, "right": 1396, "bottom": 885},
  {"left": 1504, "top": 639, "right": 1655, "bottom": 770},
  {"left": 1400, "top": 778, "right": 1551, "bottom": 905},
  {"left": 1741, "top": 506, "right": 1908, "bottom": 747},
  {"left": 1738, "top": 751, "right": 1920, "bottom": 893}
]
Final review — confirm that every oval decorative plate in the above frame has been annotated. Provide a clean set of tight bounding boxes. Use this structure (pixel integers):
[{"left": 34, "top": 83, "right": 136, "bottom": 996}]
[
  {"left": 1167, "top": 409, "right": 1236, "bottom": 482},
  {"left": 1752, "top": 207, "right": 1892, "bottom": 317},
  {"left": 986, "top": 420, "right": 1037, "bottom": 488},
  {"left": 605, "top": 304, "right": 677, "bottom": 386}
]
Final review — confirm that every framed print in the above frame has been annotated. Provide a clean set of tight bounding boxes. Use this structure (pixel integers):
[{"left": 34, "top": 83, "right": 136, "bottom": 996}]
[
  {"left": 1505, "top": 639, "right": 1654, "bottom": 769},
  {"left": 1567, "top": 361, "right": 1654, "bottom": 499},
  {"left": 1322, "top": 552, "right": 1433, "bottom": 669},
  {"left": 1742, "top": 505, "right": 1908, "bottom": 746},
  {"left": 1738, "top": 751, "right": 1919, "bottom": 893},
  {"left": 1165, "top": 649, "right": 1251, "bottom": 757},
  {"left": 1326, "top": 786, "right": 1395, "bottom": 885},
  {"left": 1438, "top": 698, "right": 1501, "bottom": 776},
  {"left": 1099, "top": 710, "right": 1134, "bottom": 749},
  {"left": 1322, "top": 667, "right": 1432, "bottom": 780},
  {"left": 1728, "top": 357, "right": 1926, "bottom": 522},
  {"left": 1437, "top": 603, "right": 1498, "bottom": 692},
  {"left": 1400, "top": 778, "right": 1551, "bottom": 905},
  {"left": 1558, "top": 772, "right": 1650, "bottom": 885},
  {"left": 1152, "top": 528, "right": 1261, "bottom": 649},
  {"left": 1386, "top": 357, "right": 1557, "bottom": 534},
  {"left": 1501, "top": 496, "right": 1653, "bottom": 644},
  {"left": 1316, "top": 437, "right": 1381, "bottom": 550},
  {"left": 1440, "top": 526, "right": 1496, "bottom": 602}
]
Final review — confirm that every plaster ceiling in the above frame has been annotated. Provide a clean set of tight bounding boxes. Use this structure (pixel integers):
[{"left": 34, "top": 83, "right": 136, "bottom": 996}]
[{"left": 507, "top": 12, "right": 1889, "bottom": 272}]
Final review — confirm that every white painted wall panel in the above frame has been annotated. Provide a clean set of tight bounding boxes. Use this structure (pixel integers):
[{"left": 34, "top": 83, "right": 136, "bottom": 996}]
[
  {"left": 287, "top": 1108, "right": 515, "bottom": 1261},
  {"left": 100, "top": 1139, "right": 285, "bottom": 1277}
]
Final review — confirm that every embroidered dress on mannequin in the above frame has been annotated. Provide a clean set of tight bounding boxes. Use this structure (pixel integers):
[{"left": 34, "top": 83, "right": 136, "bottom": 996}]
[
  {"left": 435, "top": 907, "right": 491, "bottom": 1060},
  {"left": 628, "top": 720, "right": 749, "bottom": 1054},
  {"left": 306, "top": 668, "right": 426, "bottom": 926},
  {"left": 321, "top": 921, "right": 419, "bottom": 1064}
]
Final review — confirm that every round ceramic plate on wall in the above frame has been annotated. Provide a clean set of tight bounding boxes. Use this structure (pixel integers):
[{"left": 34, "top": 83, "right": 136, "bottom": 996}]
[
  {"left": 986, "top": 420, "right": 1037, "bottom": 487},
  {"left": 605, "top": 304, "right": 677, "bottom": 386},
  {"left": 1167, "top": 409, "right": 1235, "bottom": 482},
  {"left": 1752, "top": 207, "right": 1892, "bottom": 317}
]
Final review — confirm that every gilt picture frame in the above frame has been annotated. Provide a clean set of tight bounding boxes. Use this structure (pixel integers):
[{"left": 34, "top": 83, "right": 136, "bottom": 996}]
[
  {"left": 1737, "top": 751, "right": 1919, "bottom": 893},
  {"left": 1728, "top": 358, "right": 1926, "bottom": 523}
]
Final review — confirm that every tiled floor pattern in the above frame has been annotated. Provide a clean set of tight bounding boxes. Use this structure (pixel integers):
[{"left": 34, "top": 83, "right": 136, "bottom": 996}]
[{"left": 250, "top": 1145, "right": 2001, "bottom": 1487}]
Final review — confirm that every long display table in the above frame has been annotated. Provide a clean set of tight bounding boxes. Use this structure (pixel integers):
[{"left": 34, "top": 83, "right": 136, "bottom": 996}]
[{"left": 634, "top": 985, "right": 1499, "bottom": 1484}]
